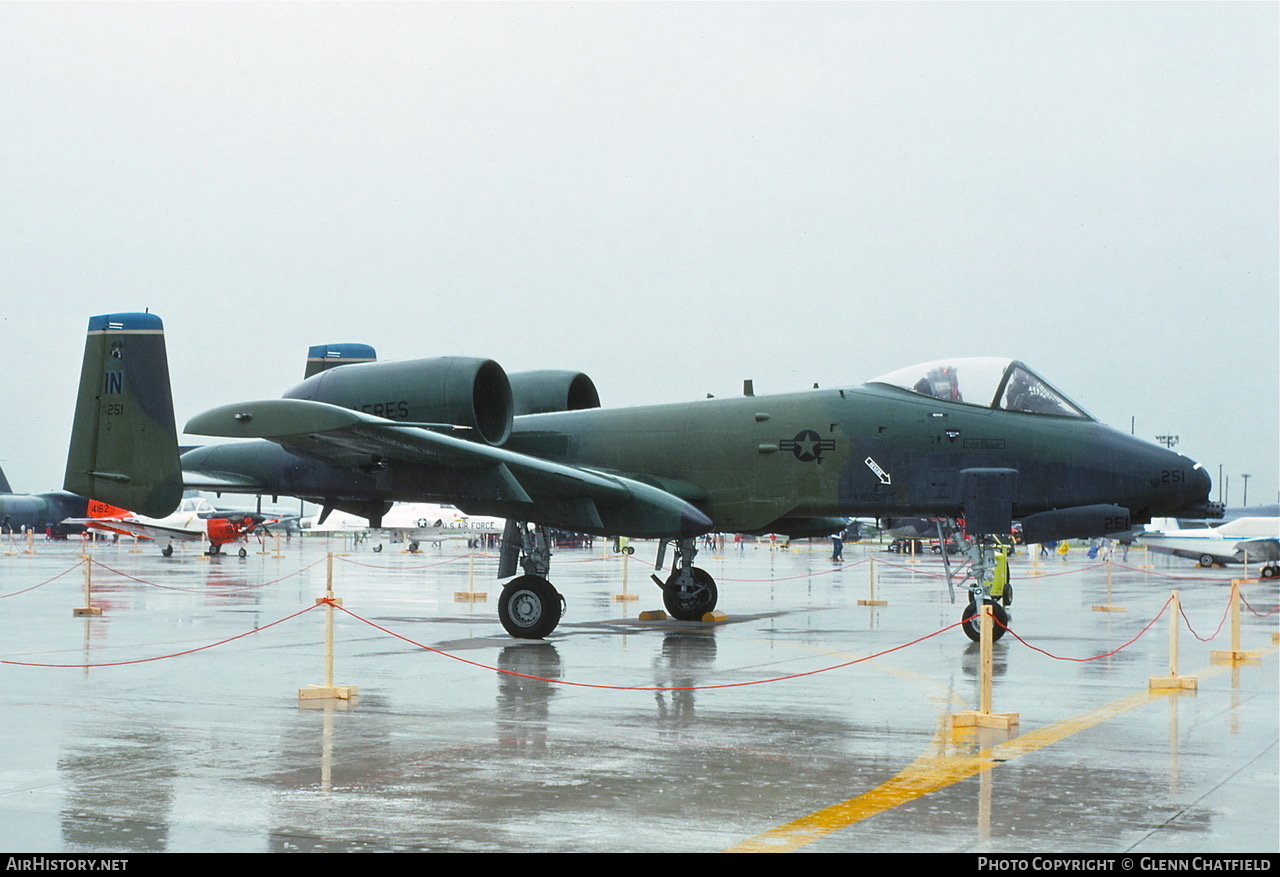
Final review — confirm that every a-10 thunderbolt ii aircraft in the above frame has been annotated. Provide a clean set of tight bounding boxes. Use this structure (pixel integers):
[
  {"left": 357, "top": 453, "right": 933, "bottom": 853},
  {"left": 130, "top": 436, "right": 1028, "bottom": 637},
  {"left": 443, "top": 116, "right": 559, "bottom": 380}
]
[{"left": 64, "top": 313, "right": 1220, "bottom": 641}]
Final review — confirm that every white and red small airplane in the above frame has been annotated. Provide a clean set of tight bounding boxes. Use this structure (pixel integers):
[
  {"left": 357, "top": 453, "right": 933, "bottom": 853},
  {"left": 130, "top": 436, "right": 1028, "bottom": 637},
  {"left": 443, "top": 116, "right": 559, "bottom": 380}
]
[
  {"left": 69, "top": 496, "right": 276, "bottom": 556},
  {"left": 301, "top": 502, "right": 502, "bottom": 551}
]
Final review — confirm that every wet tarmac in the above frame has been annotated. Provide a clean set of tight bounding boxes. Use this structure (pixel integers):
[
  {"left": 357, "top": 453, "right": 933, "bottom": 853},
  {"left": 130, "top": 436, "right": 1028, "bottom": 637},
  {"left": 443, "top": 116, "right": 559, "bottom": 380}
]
[{"left": 0, "top": 533, "right": 1275, "bottom": 853}]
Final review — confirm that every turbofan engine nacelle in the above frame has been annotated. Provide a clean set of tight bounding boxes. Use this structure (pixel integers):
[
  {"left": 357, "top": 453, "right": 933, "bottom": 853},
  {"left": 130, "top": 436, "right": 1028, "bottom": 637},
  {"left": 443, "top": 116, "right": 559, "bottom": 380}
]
[
  {"left": 508, "top": 370, "right": 601, "bottom": 416},
  {"left": 1019, "top": 504, "right": 1131, "bottom": 545},
  {"left": 283, "top": 357, "right": 513, "bottom": 446}
]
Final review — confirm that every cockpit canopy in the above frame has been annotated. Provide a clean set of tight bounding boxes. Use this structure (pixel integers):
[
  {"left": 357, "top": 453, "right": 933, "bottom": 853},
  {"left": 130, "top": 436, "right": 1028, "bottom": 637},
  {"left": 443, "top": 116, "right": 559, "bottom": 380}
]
[
  {"left": 176, "top": 496, "right": 219, "bottom": 515},
  {"left": 868, "top": 358, "right": 1093, "bottom": 419}
]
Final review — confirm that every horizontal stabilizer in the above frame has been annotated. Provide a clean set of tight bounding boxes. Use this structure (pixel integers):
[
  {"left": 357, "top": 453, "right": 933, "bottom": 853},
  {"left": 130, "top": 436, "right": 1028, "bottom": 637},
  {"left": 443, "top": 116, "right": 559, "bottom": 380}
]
[{"left": 187, "top": 399, "right": 373, "bottom": 439}]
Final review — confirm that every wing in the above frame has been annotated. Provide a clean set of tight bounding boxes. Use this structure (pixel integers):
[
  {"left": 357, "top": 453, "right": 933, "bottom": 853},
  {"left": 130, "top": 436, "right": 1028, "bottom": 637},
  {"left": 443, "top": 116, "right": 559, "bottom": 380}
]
[
  {"left": 1234, "top": 538, "right": 1280, "bottom": 562},
  {"left": 185, "top": 399, "right": 711, "bottom": 538},
  {"left": 83, "top": 519, "right": 203, "bottom": 542}
]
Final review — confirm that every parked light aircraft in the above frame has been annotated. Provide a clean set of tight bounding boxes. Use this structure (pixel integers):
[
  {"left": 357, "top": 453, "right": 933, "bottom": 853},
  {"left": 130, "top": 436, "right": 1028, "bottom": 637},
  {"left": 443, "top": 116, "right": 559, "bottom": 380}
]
[
  {"left": 64, "top": 314, "right": 1220, "bottom": 640},
  {"left": 0, "top": 464, "right": 88, "bottom": 537},
  {"left": 302, "top": 501, "right": 502, "bottom": 550},
  {"left": 1135, "top": 516, "right": 1280, "bottom": 578},
  {"left": 71, "top": 496, "right": 275, "bottom": 557}
]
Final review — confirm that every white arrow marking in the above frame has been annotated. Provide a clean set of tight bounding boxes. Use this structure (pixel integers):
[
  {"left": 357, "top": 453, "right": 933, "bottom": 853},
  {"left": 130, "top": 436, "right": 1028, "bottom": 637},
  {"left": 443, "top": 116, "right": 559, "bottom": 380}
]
[{"left": 865, "top": 456, "right": 892, "bottom": 485}]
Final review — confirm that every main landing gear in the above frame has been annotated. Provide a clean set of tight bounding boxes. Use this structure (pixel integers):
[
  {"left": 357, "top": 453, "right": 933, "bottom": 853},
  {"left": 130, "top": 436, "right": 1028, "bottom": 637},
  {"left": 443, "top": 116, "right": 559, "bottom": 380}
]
[
  {"left": 497, "top": 521, "right": 566, "bottom": 639},
  {"left": 201, "top": 542, "right": 247, "bottom": 558},
  {"left": 652, "top": 537, "right": 718, "bottom": 621},
  {"left": 162, "top": 542, "right": 246, "bottom": 558},
  {"left": 494, "top": 526, "right": 722, "bottom": 638}
]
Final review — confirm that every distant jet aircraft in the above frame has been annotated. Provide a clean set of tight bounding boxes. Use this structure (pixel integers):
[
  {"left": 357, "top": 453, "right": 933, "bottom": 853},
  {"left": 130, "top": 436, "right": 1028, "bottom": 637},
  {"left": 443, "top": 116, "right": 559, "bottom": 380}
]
[
  {"left": 71, "top": 496, "right": 275, "bottom": 557},
  {"left": 1135, "top": 516, "right": 1279, "bottom": 578},
  {"left": 0, "top": 464, "right": 87, "bottom": 537},
  {"left": 64, "top": 313, "right": 1220, "bottom": 641},
  {"left": 303, "top": 501, "right": 502, "bottom": 551}
]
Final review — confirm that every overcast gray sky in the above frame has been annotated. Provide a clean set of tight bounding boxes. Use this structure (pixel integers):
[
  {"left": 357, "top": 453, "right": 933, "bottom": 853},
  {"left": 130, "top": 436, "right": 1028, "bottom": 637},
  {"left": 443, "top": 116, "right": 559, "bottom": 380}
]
[{"left": 2, "top": 2, "right": 1276, "bottom": 508}]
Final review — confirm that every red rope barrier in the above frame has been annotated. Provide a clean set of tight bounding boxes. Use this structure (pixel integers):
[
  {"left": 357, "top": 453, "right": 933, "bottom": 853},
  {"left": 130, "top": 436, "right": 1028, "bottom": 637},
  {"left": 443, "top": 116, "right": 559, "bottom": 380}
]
[
  {"left": 1178, "top": 594, "right": 1231, "bottom": 642},
  {"left": 2, "top": 554, "right": 1270, "bottom": 688},
  {"left": 331, "top": 601, "right": 969, "bottom": 691},
  {"left": 1, "top": 602, "right": 325, "bottom": 669},
  {"left": 84, "top": 555, "right": 329, "bottom": 592},
  {"left": 986, "top": 595, "right": 1176, "bottom": 662},
  {"left": 1239, "top": 592, "right": 1280, "bottom": 618},
  {"left": 0, "top": 558, "right": 84, "bottom": 599},
  {"left": 336, "top": 554, "right": 472, "bottom": 571}
]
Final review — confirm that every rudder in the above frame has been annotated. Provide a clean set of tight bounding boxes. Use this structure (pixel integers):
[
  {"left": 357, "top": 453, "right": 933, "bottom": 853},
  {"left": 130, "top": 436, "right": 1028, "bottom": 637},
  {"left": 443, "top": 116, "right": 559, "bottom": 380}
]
[{"left": 63, "top": 313, "right": 183, "bottom": 517}]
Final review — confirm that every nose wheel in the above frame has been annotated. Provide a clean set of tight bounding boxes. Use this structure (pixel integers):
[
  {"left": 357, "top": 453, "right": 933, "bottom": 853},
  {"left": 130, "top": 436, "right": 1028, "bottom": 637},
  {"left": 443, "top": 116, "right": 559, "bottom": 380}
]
[{"left": 961, "top": 599, "right": 1009, "bottom": 642}]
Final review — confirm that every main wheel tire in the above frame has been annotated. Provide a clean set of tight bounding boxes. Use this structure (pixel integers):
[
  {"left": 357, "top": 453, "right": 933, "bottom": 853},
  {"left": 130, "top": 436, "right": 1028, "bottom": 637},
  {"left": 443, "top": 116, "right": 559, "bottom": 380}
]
[
  {"left": 663, "top": 567, "right": 718, "bottom": 621},
  {"left": 498, "top": 575, "right": 563, "bottom": 639},
  {"left": 1199, "top": 554, "right": 1215, "bottom": 568},
  {"left": 962, "top": 600, "right": 1009, "bottom": 642}
]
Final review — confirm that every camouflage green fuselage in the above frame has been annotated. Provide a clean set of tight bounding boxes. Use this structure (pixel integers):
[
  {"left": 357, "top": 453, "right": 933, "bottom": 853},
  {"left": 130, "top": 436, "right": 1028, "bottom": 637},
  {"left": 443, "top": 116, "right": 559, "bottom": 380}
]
[
  {"left": 67, "top": 313, "right": 1215, "bottom": 542},
  {"left": 504, "top": 384, "right": 1208, "bottom": 534}
]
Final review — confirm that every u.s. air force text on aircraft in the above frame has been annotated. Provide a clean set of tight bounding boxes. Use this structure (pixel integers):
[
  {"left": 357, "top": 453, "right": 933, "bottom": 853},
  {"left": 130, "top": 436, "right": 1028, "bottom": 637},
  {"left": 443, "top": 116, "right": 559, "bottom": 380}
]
[{"left": 977, "top": 859, "right": 1273, "bottom": 872}]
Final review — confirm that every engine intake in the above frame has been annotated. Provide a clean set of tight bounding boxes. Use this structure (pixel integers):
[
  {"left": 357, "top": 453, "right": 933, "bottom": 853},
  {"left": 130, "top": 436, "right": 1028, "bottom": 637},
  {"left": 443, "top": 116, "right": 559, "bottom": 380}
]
[
  {"left": 283, "top": 357, "right": 513, "bottom": 446},
  {"left": 508, "top": 370, "right": 601, "bottom": 416}
]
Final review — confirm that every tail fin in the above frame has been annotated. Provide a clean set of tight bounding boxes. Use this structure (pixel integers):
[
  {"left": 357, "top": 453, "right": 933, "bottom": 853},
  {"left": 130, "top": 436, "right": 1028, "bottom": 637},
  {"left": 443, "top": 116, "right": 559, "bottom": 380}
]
[
  {"left": 0, "top": 464, "right": 11, "bottom": 495},
  {"left": 63, "top": 313, "right": 183, "bottom": 518},
  {"left": 303, "top": 343, "right": 376, "bottom": 379}
]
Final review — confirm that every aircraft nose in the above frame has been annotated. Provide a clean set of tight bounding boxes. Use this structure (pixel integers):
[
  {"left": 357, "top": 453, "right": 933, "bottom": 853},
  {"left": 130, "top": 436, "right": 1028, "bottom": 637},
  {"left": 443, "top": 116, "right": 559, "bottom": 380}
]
[
  {"left": 681, "top": 505, "right": 714, "bottom": 538},
  {"left": 1192, "top": 463, "right": 1212, "bottom": 498},
  {"left": 1155, "top": 454, "right": 1221, "bottom": 519}
]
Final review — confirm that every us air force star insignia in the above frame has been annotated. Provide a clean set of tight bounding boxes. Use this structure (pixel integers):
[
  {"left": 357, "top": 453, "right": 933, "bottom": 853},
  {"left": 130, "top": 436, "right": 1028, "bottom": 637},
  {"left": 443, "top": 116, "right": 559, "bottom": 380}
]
[{"left": 780, "top": 429, "right": 835, "bottom": 462}]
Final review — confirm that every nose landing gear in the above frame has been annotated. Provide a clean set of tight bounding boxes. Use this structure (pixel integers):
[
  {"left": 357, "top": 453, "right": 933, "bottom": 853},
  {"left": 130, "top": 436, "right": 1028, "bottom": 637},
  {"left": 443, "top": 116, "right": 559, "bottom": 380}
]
[{"left": 942, "top": 519, "right": 1013, "bottom": 643}]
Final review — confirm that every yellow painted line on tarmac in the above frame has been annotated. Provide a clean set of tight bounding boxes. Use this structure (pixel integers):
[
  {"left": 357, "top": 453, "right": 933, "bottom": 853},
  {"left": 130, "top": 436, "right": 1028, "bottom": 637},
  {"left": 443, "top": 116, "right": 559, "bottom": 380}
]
[{"left": 725, "top": 639, "right": 1277, "bottom": 853}]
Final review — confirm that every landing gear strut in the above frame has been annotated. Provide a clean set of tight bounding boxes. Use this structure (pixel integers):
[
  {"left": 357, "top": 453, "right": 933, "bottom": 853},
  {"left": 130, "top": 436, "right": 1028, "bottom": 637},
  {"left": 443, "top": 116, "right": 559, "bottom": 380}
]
[
  {"left": 653, "top": 538, "right": 718, "bottom": 621},
  {"left": 496, "top": 521, "right": 565, "bottom": 639},
  {"left": 944, "top": 521, "right": 1012, "bottom": 643}
]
